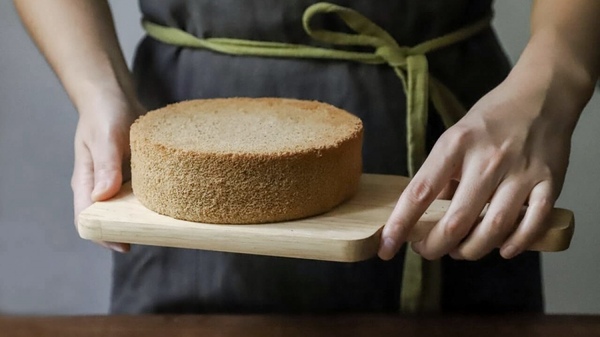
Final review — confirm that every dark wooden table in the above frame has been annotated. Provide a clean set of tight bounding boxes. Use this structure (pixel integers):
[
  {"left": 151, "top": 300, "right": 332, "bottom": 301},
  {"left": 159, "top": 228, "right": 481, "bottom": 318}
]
[{"left": 1, "top": 315, "right": 600, "bottom": 337}]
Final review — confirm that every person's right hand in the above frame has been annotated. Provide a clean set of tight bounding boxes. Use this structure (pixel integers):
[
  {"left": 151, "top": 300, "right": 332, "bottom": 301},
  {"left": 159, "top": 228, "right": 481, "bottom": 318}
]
[
  {"left": 71, "top": 96, "right": 145, "bottom": 253},
  {"left": 14, "top": 0, "right": 148, "bottom": 252}
]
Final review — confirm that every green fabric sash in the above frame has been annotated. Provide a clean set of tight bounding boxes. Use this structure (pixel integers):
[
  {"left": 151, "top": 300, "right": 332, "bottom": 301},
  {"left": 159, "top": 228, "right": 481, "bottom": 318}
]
[{"left": 142, "top": 2, "right": 491, "bottom": 313}]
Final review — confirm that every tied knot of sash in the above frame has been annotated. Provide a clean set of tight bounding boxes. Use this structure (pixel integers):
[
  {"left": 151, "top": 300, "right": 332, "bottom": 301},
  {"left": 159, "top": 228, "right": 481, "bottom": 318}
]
[
  {"left": 302, "top": 3, "right": 410, "bottom": 67},
  {"left": 380, "top": 47, "right": 411, "bottom": 68}
]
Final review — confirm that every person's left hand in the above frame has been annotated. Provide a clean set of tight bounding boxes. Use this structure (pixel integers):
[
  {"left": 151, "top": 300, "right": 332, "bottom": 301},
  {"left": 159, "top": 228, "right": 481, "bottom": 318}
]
[{"left": 378, "top": 65, "right": 587, "bottom": 261}]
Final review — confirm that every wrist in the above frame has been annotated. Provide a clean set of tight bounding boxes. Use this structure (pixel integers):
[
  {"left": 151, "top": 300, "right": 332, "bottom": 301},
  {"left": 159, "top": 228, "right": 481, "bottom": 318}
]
[
  {"left": 505, "top": 31, "right": 596, "bottom": 132},
  {"left": 70, "top": 75, "right": 145, "bottom": 125},
  {"left": 509, "top": 31, "right": 596, "bottom": 113},
  {"left": 76, "top": 80, "right": 142, "bottom": 116},
  {"left": 60, "top": 53, "right": 141, "bottom": 119}
]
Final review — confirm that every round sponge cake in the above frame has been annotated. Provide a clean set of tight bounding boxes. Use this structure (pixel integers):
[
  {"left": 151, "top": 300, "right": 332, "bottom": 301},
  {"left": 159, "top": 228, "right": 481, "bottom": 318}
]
[{"left": 130, "top": 98, "right": 363, "bottom": 224}]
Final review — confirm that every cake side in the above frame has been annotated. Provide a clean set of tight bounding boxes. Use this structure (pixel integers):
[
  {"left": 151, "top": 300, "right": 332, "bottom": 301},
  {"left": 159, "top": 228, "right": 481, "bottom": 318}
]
[{"left": 130, "top": 98, "right": 363, "bottom": 224}]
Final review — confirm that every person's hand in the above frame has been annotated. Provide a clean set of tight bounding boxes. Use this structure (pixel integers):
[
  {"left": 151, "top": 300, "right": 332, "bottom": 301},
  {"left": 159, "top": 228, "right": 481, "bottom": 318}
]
[
  {"left": 72, "top": 96, "right": 144, "bottom": 253},
  {"left": 378, "top": 63, "right": 589, "bottom": 261}
]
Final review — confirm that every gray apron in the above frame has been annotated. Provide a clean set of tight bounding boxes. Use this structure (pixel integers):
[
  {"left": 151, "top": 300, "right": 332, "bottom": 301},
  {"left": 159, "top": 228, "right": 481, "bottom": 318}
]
[{"left": 110, "top": 0, "right": 543, "bottom": 313}]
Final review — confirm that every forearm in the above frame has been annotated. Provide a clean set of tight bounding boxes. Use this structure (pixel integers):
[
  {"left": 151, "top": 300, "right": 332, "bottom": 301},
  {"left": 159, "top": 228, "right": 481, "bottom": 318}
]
[
  {"left": 14, "top": 0, "right": 138, "bottom": 114},
  {"left": 508, "top": 0, "right": 600, "bottom": 127}
]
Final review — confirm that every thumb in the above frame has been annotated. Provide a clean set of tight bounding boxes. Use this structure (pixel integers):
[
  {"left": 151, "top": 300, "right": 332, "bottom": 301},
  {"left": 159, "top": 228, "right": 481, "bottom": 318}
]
[{"left": 91, "top": 141, "right": 124, "bottom": 202}]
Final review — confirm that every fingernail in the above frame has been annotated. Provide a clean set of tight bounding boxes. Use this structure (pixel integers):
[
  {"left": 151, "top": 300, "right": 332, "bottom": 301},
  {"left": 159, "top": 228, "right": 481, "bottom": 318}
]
[
  {"left": 378, "top": 237, "right": 398, "bottom": 260},
  {"left": 91, "top": 181, "right": 108, "bottom": 200},
  {"left": 501, "top": 244, "right": 519, "bottom": 259},
  {"left": 107, "top": 243, "right": 126, "bottom": 253}
]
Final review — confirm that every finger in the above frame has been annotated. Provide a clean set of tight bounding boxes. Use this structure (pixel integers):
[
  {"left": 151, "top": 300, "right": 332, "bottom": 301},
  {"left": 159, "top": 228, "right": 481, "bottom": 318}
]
[
  {"left": 450, "top": 179, "right": 530, "bottom": 260},
  {"left": 91, "top": 140, "right": 124, "bottom": 201},
  {"left": 378, "top": 142, "right": 462, "bottom": 260},
  {"left": 72, "top": 141, "right": 130, "bottom": 253},
  {"left": 412, "top": 164, "right": 498, "bottom": 260},
  {"left": 437, "top": 180, "right": 459, "bottom": 200},
  {"left": 72, "top": 141, "right": 95, "bottom": 224},
  {"left": 94, "top": 240, "right": 130, "bottom": 254},
  {"left": 500, "top": 181, "right": 554, "bottom": 259},
  {"left": 91, "top": 141, "right": 130, "bottom": 252}
]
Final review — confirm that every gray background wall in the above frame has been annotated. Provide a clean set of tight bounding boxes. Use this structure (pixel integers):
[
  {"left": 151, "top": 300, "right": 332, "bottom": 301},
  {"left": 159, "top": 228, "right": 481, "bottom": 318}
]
[{"left": 0, "top": 1, "right": 598, "bottom": 315}]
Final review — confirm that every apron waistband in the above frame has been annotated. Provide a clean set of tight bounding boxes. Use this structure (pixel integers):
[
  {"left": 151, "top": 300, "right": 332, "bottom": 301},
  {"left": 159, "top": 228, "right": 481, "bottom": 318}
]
[{"left": 142, "top": 2, "right": 492, "bottom": 314}]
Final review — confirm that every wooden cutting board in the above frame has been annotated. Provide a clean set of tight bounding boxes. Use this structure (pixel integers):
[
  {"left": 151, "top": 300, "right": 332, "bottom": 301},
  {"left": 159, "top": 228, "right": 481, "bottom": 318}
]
[{"left": 77, "top": 174, "right": 574, "bottom": 262}]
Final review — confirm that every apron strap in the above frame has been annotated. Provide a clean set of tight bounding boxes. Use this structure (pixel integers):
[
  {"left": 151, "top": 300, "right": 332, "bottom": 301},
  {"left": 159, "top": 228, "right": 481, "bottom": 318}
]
[{"left": 142, "top": 2, "right": 492, "bottom": 314}]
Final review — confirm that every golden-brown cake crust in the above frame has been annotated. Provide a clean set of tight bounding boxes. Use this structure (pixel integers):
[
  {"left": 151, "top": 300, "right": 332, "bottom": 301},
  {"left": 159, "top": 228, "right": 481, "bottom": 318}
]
[{"left": 130, "top": 98, "right": 363, "bottom": 224}]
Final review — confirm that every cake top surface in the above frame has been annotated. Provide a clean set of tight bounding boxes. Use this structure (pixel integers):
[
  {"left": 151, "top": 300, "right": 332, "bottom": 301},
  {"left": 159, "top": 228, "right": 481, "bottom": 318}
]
[{"left": 132, "top": 98, "right": 363, "bottom": 154}]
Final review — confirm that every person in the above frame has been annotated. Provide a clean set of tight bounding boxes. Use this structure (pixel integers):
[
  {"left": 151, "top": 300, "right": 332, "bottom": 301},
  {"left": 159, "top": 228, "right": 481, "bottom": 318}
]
[{"left": 14, "top": 0, "right": 600, "bottom": 314}]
